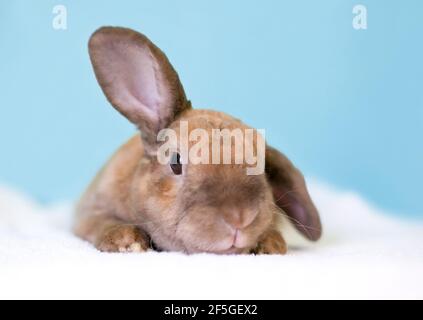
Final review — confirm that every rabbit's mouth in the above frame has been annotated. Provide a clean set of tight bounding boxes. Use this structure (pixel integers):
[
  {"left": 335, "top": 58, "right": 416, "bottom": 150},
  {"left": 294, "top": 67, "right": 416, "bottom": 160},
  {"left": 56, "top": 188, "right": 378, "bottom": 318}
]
[{"left": 187, "top": 230, "right": 257, "bottom": 255}]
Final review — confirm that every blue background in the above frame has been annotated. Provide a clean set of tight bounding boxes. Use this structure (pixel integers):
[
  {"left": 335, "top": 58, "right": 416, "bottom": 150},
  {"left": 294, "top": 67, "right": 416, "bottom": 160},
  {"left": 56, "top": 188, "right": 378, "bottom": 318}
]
[{"left": 0, "top": 1, "right": 422, "bottom": 216}]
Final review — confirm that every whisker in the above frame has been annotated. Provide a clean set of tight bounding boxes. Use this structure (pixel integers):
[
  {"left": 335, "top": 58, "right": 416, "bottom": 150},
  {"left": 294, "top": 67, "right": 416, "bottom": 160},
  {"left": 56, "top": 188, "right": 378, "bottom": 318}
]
[
  {"left": 273, "top": 187, "right": 302, "bottom": 204},
  {"left": 271, "top": 202, "right": 320, "bottom": 239}
]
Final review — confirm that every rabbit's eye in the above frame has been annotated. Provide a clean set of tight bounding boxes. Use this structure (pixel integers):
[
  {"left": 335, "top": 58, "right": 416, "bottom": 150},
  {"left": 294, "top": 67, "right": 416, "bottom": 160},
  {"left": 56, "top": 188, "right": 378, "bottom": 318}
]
[{"left": 170, "top": 152, "right": 182, "bottom": 175}]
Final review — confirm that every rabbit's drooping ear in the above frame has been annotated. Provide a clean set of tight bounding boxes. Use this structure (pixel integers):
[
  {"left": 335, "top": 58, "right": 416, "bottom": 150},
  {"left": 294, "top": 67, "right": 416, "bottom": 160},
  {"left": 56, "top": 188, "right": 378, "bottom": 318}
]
[
  {"left": 88, "top": 27, "right": 190, "bottom": 151},
  {"left": 265, "top": 146, "right": 322, "bottom": 241}
]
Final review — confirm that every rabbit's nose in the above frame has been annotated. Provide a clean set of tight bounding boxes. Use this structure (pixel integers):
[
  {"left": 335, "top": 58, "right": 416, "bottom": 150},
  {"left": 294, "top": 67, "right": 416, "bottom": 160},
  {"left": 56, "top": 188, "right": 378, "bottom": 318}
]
[{"left": 223, "top": 209, "right": 257, "bottom": 230}]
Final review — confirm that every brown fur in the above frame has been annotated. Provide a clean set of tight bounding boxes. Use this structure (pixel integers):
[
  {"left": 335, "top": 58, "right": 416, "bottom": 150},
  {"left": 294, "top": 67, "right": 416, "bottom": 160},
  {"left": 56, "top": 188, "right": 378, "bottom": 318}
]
[{"left": 74, "top": 27, "right": 321, "bottom": 255}]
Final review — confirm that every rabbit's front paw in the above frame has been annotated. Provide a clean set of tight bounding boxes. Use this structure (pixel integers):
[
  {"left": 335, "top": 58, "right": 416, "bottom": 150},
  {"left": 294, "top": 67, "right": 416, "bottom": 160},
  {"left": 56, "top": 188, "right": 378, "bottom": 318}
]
[
  {"left": 96, "top": 225, "right": 150, "bottom": 253},
  {"left": 253, "top": 230, "right": 287, "bottom": 255}
]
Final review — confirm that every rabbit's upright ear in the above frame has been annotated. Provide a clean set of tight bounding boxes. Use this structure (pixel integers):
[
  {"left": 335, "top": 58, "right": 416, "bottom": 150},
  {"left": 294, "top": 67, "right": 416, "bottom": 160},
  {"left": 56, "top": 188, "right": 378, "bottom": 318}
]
[
  {"left": 89, "top": 27, "right": 190, "bottom": 151},
  {"left": 266, "top": 146, "right": 322, "bottom": 241}
]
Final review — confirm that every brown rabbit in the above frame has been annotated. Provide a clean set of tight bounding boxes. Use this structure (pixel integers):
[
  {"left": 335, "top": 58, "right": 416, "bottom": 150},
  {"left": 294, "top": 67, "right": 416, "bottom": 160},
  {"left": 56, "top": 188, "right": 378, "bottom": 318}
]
[{"left": 74, "top": 27, "right": 322, "bottom": 254}]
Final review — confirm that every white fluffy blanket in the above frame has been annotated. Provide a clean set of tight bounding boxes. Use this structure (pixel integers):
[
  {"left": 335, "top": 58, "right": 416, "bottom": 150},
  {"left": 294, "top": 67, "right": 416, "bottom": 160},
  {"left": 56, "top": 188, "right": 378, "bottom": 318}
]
[{"left": 0, "top": 182, "right": 422, "bottom": 299}]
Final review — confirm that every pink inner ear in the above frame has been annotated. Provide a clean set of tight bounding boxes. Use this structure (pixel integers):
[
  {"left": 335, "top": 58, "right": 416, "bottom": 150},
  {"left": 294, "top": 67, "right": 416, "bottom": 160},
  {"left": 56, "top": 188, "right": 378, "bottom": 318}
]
[
  {"left": 90, "top": 27, "right": 189, "bottom": 145},
  {"left": 111, "top": 45, "right": 162, "bottom": 122}
]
